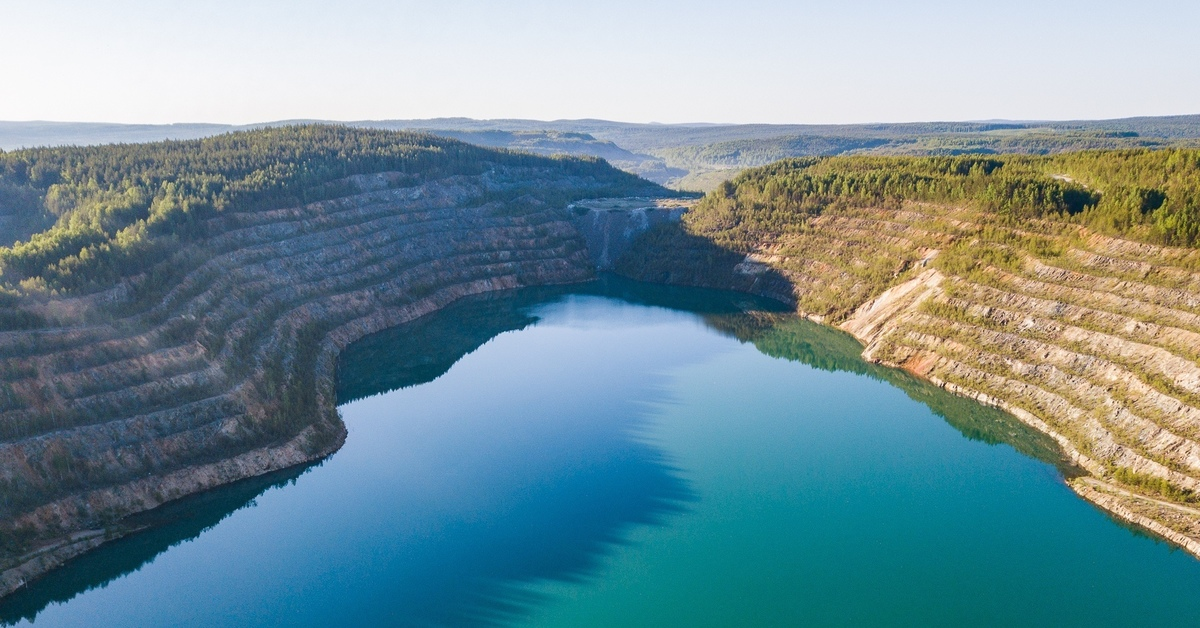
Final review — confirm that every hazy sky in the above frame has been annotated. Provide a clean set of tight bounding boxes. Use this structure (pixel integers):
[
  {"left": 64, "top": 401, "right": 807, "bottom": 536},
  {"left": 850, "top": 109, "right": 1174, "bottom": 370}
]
[{"left": 1, "top": 0, "right": 1197, "bottom": 125}]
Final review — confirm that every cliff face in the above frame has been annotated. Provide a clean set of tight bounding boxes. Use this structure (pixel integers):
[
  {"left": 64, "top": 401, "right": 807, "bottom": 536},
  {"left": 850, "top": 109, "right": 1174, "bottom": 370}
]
[
  {"left": 0, "top": 167, "right": 633, "bottom": 595},
  {"left": 617, "top": 201, "right": 1200, "bottom": 556},
  {"left": 568, "top": 198, "right": 690, "bottom": 269}
]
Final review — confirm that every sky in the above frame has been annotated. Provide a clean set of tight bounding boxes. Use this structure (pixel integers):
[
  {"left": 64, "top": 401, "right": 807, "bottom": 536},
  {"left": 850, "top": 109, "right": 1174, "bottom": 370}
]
[{"left": 1, "top": 0, "right": 1197, "bottom": 125}]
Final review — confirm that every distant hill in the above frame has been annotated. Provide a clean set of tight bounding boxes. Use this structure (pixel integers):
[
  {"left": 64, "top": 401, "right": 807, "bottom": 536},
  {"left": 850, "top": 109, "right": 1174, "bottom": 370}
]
[
  {"left": 3, "top": 115, "right": 1199, "bottom": 190},
  {"left": 0, "top": 121, "right": 253, "bottom": 150},
  {"left": 418, "top": 129, "right": 684, "bottom": 183}
]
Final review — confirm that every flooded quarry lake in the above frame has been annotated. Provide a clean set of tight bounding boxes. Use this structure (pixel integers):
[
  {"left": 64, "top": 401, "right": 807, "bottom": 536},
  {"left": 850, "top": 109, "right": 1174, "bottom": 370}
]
[{"left": 6, "top": 278, "right": 1200, "bottom": 627}]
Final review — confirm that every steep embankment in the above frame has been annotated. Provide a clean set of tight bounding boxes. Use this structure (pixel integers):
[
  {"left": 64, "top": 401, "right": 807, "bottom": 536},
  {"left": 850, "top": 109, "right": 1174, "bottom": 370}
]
[
  {"left": 0, "top": 128, "right": 665, "bottom": 596},
  {"left": 618, "top": 153, "right": 1200, "bottom": 556},
  {"left": 568, "top": 197, "right": 693, "bottom": 270}
]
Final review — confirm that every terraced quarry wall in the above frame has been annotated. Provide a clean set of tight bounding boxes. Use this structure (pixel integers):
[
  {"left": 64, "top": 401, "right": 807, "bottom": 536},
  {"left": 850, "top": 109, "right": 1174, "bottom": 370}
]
[
  {"left": 4, "top": 137, "right": 1199, "bottom": 596},
  {"left": 618, "top": 201, "right": 1200, "bottom": 556},
  {"left": 0, "top": 166, "right": 630, "bottom": 595}
]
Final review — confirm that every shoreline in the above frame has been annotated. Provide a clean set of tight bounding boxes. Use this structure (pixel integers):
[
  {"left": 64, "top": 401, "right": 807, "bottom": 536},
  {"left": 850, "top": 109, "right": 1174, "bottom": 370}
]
[
  {"left": 6, "top": 270, "right": 1200, "bottom": 604},
  {"left": 6, "top": 246, "right": 1200, "bottom": 599}
]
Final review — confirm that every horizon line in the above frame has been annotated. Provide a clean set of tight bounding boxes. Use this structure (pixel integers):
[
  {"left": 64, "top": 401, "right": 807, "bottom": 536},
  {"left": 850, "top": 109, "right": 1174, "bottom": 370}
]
[{"left": 2, "top": 112, "right": 1199, "bottom": 129}]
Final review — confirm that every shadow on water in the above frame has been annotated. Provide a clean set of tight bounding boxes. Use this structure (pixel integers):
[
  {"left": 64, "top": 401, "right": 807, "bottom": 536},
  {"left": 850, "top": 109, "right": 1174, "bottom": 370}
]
[
  {"left": 327, "top": 275, "right": 787, "bottom": 626},
  {"left": 0, "top": 463, "right": 316, "bottom": 625},
  {"left": 0, "top": 275, "right": 1090, "bottom": 626},
  {"left": 336, "top": 273, "right": 789, "bottom": 404},
  {"left": 715, "top": 313, "right": 1199, "bottom": 551}
]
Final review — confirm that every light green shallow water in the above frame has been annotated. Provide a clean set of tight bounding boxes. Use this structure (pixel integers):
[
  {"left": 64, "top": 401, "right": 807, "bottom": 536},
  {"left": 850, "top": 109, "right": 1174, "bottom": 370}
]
[{"left": 5, "top": 278, "right": 1200, "bottom": 627}]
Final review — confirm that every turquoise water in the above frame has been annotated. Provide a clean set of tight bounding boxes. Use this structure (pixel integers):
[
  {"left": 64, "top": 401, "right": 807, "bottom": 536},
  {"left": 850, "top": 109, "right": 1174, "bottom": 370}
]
[{"left": 5, "top": 279, "right": 1200, "bottom": 626}]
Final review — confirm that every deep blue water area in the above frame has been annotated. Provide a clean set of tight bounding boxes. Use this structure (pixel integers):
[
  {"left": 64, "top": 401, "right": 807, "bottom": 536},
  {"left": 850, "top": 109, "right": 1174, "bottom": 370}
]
[{"left": 6, "top": 278, "right": 1200, "bottom": 627}]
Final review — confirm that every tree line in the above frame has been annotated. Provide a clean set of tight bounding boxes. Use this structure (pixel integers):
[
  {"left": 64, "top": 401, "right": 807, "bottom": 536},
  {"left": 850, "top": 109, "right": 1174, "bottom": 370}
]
[{"left": 687, "top": 151, "right": 1200, "bottom": 248}]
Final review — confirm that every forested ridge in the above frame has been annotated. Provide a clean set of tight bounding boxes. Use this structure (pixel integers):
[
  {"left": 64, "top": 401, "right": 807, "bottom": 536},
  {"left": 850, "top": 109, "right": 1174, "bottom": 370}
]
[
  {"left": 0, "top": 125, "right": 656, "bottom": 297},
  {"left": 653, "top": 136, "right": 891, "bottom": 170},
  {"left": 652, "top": 130, "right": 1198, "bottom": 174},
  {"left": 688, "top": 151, "right": 1200, "bottom": 249}
]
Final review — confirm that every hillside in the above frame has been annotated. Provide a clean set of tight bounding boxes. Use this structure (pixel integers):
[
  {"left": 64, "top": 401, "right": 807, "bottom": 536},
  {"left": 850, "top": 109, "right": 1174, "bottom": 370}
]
[
  {"left": 419, "top": 130, "right": 682, "bottom": 184},
  {"left": 5, "top": 115, "right": 1200, "bottom": 192},
  {"left": 616, "top": 151, "right": 1200, "bottom": 554},
  {"left": 0, "top": 126, "right": 664, "bottom": 594},
  {"left": 361, "top": 117, "right": 1200, "bottom": 191}
]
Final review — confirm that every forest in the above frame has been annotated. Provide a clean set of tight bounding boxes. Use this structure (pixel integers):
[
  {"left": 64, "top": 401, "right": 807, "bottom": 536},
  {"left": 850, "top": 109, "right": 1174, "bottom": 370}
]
[
  {"left": 685, "top": 151, "right": 1200, "bottom": 249},
  {"left": 0, "top": 125, "right": 657, "bottom": 296}
]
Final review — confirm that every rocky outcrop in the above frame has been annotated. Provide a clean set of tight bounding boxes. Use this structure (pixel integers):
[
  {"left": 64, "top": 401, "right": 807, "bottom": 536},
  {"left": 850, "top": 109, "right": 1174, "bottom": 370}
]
[
  {"left": 569, "top": 198, "right": 691, "bottom": 269},
  {"left": 0, "top": 167, "right": 646, "bottom": 597}
]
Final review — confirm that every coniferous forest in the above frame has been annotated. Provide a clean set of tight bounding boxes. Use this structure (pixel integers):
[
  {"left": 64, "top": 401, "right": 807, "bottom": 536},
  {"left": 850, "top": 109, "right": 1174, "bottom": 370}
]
[
  {"left": 687, "top": 151, "right": 1200, "bottom": 250},
  {"left": 0, "top": 125, "right": 658, "bottom": 296}
]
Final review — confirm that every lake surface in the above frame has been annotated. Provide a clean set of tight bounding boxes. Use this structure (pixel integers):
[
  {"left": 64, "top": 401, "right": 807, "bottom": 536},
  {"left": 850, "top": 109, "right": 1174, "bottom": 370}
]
[{"left": 6, "top": 277, "right": 1200, "bottom": 626}]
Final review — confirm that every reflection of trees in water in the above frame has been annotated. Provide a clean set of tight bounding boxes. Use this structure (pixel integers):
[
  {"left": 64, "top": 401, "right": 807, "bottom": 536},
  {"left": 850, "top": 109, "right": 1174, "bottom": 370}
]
[
  {"left": 709, "top": 312, "right": 1073, "bottom": 473},
  {"left": 354, "top": 431, "right": 694, "bottom": 627},
  {"left": 0, "top": 463, "right": 314, "bottom": 626}
]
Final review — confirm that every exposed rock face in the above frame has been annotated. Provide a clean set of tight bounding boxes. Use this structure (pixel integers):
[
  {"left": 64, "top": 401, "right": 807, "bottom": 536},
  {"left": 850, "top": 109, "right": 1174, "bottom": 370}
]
[
  {"left": 0, "top": 167, "right": 633, "bottom": 596},
  {"left": 569, "top": 198, "right": 690, "bottom": 269},
  {"left": 618, "top": 201, "right": 1200, "bottom": 557},
  {"left": 612, "top": 223, "right": 797, "bottom": 306}
]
